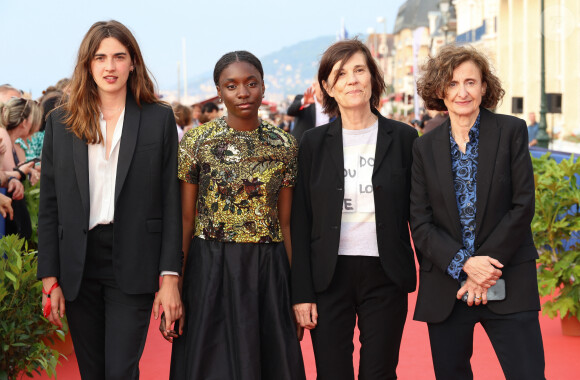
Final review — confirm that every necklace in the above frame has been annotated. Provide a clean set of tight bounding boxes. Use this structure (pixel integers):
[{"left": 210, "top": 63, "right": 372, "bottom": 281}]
[{"left": 451, "top": 131, "right": 470, "bottom": 144}]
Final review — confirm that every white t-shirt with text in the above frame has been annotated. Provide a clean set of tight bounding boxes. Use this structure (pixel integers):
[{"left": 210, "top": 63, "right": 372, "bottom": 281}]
[{"left": 338, "top": 121, "right": 379, "bottom": 257}]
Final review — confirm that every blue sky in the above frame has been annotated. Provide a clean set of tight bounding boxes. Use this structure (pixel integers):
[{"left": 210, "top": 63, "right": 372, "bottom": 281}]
[{"left": 1, "top": 0, "right": 405, "bottom": 97}]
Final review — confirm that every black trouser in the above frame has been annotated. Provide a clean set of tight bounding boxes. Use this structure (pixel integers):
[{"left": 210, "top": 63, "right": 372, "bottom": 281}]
[
  {"left": 428, "top": 300, "right": 546, "bottom": 380},
  {"left": 311, "top": 256, "right": 407, "bottom": 380},
  {"left": 66, "top": 224, "right": 154, "bottom": 380}
]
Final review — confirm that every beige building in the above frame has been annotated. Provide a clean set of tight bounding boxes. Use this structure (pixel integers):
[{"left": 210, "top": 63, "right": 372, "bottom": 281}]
[
  {"left": 496, "top": 0, "right": 580, "bottom": 140},
  {"left": 366, "top": 33, "right": 395, "bottom": 88},
  {"left": 453, "top": 0, "right": 499, "bottom": 62},
  {"left": 453, "top": 0, "right": 580, "bottom": 140},
  {"left": 428, "top": 1, "right": 457, "bottom": 55},
  {"left": 393, "top": 28, "right": 432, "bottom": 97},
  {"left": 391, "top": 0, "right": 440, "bottom": 116}
]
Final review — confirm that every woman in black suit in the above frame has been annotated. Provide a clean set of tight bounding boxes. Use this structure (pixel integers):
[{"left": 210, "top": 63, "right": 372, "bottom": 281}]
[
  {"left": 37, "top": 20, "right": 182, "bottom": 379},
  {"left": 410, "top": 44, "right": 545, "bottom": 379},
  {"left": 291, "top": 39, "right": 418, "bottom": 379}
]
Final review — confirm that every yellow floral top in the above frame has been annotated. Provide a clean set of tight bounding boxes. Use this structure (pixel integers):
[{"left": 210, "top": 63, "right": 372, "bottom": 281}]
[{"left": 178, "top": 117, "right": 297, "bottom": 243}]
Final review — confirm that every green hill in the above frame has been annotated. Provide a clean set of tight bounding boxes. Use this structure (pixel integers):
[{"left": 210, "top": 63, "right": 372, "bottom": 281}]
[{"left": 185, "top": 35, "right": 337, "bottom": 100}]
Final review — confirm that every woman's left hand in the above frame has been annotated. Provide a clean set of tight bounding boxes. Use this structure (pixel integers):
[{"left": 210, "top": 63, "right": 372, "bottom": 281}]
[
  {"left": 462, "top": 256, "right": 503, "bottom": 288},
  {"left": 457, "top": 277, "right": 488, "bottom": 306}
]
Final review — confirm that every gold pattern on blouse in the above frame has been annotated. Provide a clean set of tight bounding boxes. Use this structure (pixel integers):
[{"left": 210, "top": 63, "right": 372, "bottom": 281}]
[{"left": 178, "top": 117, "right": 297, "bottom": 243}]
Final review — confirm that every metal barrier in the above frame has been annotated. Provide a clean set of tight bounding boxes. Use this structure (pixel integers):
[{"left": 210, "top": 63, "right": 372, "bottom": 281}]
[{"left": 529, "top": 146, "right": 579, "bottom": 162}]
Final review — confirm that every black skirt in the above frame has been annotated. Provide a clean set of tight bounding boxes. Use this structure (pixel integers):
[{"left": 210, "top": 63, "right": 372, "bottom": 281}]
[{"left": 169, "top": 238, "right": 306, "bottom": 380}]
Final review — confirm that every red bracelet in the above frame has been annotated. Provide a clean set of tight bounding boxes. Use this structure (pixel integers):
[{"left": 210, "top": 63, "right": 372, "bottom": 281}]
[{"left": 43, "top": 282, "right": 60, "bottom": 318}]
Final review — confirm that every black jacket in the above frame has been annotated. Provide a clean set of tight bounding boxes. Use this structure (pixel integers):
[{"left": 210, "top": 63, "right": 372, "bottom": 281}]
[
  {"left": 291, "top": 110, "right": 419, "bottom": 304},
  {"left": 410, "top": 107, "right": 540, "bottom": 323},
  {"left": 37, "top": 93, "right": 182, "bottom": 300}
]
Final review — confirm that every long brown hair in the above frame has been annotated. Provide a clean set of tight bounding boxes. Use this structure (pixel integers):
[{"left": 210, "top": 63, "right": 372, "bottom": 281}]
[{"left": 64, "top": 20, "right": 160, "bottom": 144}]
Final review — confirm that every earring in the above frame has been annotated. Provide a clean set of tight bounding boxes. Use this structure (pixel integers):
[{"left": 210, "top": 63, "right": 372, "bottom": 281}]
[{"left": 218, "top": 97, "right": 222, "bottom": 102}]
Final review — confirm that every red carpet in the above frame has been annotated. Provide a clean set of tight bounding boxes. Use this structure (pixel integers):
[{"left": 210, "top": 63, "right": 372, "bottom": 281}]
[{"left": 32, "top": 289, "right": 579, "bottom": 379}]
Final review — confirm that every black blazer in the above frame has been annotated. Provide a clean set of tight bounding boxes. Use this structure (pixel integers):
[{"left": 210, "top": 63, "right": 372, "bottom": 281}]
[
  {"left": 410, "top": 107, "right": 540, "bottom": 323},
  {"left": 287, "top": 95, "right": 317, "bottom": 145},
  {"left": 291, "top": 110, "right": 419, "bottom": 304},
  {"left": 37, "top": 92, "right": 182, "bottom": 301}
]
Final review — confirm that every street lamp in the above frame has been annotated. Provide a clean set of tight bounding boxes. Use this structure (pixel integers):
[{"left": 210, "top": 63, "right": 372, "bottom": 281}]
[{"left": 537, "top": 0, "right": 550, "bottom": 148}]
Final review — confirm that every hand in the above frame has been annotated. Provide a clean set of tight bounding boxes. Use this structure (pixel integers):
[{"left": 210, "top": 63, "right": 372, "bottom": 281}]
[
  {"left": 159, "top": 311, "right": 180, "bottom": 343},
  {"left": 153, "top": 275, "right": 183, "bottom": 341},
  {"left": 158, "top": 277, "right": 186, "bottom": 342},
  {"left": 290, "top": 307, "right": 305, "bottom": 340},
  {"left": 462, "top": 256, "right": 503, "bottom": 288},
  {"left": 8, "top": 179, "right": 24, "bottom": 200},
  {"left": 177, "top": 308, "right": 186, "bottom": 336},
  {"left": 297, "top": 325, "right": 304, "bottom": 341},
  {"left": 457, "top": 277, "right": 488, "bottom": 306},
  {"left": 0, "top": 193, "right": 13, "bottom": 219},
  {"left": 293, "top": 303, "right": 318, "bottom": 330},
  {"left": 29, "top": 168, "right": 41, "bottom": 186},
  {"left": 17, "top": 160, "right": 36, "bottom": 175},
  {"left": 42, "top": 277, "right": 65, "bottom": 328},
  {"left": 303, "top": 86, "right": 315, "bottom": 105}
]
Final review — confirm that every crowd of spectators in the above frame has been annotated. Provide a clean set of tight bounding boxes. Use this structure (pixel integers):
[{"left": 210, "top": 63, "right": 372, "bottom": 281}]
[{"left": 0, "top": 82, "right": 64, "bottom": 237}]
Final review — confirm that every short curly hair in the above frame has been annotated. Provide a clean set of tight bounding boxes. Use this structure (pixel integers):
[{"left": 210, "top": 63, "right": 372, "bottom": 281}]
[
  {"left": 318, "top": 38, "right": 385, "bottom": 117},
  {"left": 417, "top": 44, "right": 504, "bottom": 111}
]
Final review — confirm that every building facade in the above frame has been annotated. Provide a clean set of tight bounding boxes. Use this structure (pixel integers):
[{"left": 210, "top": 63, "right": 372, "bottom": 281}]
[
  {"left": 367, "top": 33, "right": 395, "bottom": 89},
  {"left": 428, "top": 0, "right": 457, "bottom": 55},
  {"left": 496, "top": 0, "right": 580, "bottom": 140},
  {"left": 391, "top": 0, "right": 440, "bottom": 117},
  {"left": 453, "top": 0, "right": 580, "bottom": 140}
]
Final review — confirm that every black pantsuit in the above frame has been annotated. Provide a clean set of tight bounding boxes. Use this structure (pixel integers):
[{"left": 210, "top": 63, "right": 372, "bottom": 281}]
[
  {"left": 291, "top": 110, "right": 418, "bottom": 379},
  {"left": 37, "top": 93, "right": 182, "bottom": 379},
  {"left": 410, "top": 107, "right": 545, "bottom": 379}
]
